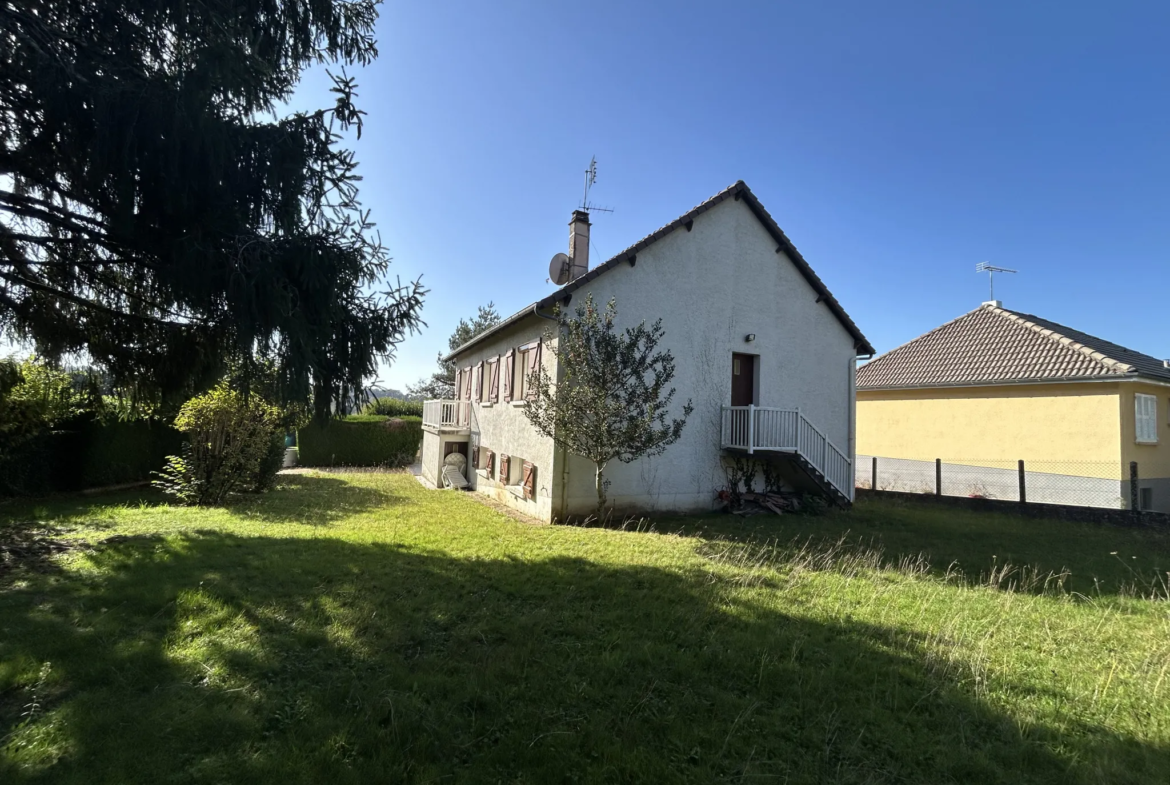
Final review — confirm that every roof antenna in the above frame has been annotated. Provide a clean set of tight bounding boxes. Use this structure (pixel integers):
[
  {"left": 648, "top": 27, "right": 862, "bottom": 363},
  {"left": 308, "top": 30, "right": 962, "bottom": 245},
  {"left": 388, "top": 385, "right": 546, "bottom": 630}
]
[
  {"left": 975, "top": 262, "right": 1016, "bottom": 303},
  {"left": 579, "top": 156, "right": 613, "bottom": 214}
]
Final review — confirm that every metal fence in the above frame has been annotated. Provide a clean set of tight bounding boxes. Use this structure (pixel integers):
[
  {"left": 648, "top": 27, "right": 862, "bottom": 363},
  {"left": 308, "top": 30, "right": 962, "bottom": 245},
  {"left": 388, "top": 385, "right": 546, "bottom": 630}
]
[{"left": 855, "top": 455, "right": 1169, "bottom": 512}]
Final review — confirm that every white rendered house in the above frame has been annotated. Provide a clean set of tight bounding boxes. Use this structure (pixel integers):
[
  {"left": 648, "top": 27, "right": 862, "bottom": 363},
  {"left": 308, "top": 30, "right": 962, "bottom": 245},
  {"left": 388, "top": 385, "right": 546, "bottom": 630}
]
[{"left": 419, "top": 181, "right": 874, "bottom": 522}]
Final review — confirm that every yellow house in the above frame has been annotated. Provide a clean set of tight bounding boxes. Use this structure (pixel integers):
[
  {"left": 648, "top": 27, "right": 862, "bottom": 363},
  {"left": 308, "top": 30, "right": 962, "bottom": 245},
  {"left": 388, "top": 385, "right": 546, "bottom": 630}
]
[{"left": 856, "top": 302, "right": 1170, "bottom": 512}]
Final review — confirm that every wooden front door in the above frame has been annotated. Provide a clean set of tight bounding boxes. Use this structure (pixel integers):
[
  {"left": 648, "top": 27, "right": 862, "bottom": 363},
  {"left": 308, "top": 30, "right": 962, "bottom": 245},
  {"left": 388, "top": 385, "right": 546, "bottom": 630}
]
[{"left": 731, "top": 353, "right": 755, "bottom": 406}]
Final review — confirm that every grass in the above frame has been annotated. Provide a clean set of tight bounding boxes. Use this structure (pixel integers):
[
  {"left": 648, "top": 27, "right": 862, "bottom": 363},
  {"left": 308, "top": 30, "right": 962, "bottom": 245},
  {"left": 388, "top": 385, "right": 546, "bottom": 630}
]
[{"left": 0, "top": 473, "right": 1167, "bottom": 783}]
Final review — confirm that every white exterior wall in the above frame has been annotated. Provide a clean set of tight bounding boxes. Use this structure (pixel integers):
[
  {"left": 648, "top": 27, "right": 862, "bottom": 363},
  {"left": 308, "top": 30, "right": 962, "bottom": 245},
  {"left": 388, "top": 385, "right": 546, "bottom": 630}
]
[
  {"left": 557, "top": 198, "right": 860, "bottom": 517},
  {"left": 446, "top": 318, "right": 560, "bottom": 521}
]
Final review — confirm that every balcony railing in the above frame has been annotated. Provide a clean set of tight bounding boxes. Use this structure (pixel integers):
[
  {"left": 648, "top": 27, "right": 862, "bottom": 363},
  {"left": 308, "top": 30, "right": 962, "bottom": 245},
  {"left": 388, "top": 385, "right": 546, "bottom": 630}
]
[
  {"left": 423, "top": 399, "right": 471, "bottom": 430},
  {"left": 720, "top": 405, "right": 852, "bottom": 500}
]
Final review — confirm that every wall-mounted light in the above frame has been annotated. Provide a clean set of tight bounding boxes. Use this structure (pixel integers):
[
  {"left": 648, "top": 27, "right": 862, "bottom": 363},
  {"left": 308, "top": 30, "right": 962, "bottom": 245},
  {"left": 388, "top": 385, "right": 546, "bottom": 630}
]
[{"left": 744, "top": 334, "right": 756, "bottom": 343}]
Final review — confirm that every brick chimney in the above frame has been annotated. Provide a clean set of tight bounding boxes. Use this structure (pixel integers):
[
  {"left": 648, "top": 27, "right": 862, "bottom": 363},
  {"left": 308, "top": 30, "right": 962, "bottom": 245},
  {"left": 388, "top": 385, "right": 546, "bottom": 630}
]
[{"left": 567, "top": 210, "right": 590, "bottom": 282}]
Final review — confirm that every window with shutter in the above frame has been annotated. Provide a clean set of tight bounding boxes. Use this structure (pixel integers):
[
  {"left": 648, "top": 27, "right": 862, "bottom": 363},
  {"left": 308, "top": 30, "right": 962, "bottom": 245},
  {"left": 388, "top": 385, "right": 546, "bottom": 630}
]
[
  {"left": 474, "top": 362, "right": 484, "bottom": 402},
  {"left": 472, "top": 446, "right": 480, "bottom": 468},
  {"left": 1136, "top": 394, "right": 1158, "bottom": 444},
  {"left": 463, "top": 367, "right": 472, "bottom": 401},
  {"left": 454, "top": 369, "right": 463, "bottom": 400},
  {"left": 526, "top": 343, "right": 542, "bottom": 401},
  {"left": 503, "top": 350, "right": 515, "bottom": 402},
  {"left": 498, "top": 454, "right": 510, "bottom": 483},
  {"left": 522, "top": 461, "right": 536, "bottom": 500},
  {"left": 485, "top": 449, "right": 494, "bottom": 474},
  {"left": 488, "top": 357, "right": 500, "bottom": 403}
]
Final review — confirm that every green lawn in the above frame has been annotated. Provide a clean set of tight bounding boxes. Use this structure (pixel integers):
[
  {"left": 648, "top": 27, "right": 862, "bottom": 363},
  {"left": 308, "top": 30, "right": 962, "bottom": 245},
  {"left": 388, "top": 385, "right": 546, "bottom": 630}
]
[{"left": 1, "top": 473, "right": 1168, "bottom": 783}]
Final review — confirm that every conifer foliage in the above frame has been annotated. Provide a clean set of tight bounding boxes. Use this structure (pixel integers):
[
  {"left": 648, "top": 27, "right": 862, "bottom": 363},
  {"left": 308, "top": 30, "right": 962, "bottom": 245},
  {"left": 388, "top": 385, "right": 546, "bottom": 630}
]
[{"left": 0, "top": 1, "right": 423, "bottom": 417}]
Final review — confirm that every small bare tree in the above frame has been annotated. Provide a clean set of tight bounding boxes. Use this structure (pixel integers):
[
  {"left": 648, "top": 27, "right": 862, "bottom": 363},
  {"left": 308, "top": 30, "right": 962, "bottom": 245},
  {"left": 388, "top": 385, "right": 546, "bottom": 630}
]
[{"left": 524, "top": 295, "right": 693, "bottom": 519}]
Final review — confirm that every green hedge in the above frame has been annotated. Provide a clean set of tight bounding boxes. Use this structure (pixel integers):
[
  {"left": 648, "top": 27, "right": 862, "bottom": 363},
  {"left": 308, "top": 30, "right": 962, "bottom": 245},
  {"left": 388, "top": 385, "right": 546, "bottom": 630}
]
[
  {"left": 297, "top": 415, "right": 422, "bottom": 468},
  {"left": 0, "top": 417, "right": 183, "bottom": 497},
  {"left": 363, "top": 397, "right": 424, "bottom": 418}
]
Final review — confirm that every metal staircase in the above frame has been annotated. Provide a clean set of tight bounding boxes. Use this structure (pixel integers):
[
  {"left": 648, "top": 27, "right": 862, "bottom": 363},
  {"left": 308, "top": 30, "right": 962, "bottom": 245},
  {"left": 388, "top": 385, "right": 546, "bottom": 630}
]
[{"left": 720, "top": 406, "right": 853, "bottom": 506}]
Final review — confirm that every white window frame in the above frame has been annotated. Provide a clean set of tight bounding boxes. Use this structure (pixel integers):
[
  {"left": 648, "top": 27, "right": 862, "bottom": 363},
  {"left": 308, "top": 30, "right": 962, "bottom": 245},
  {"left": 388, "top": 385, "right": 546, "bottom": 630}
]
[
  {"left": 516, "top": 342, "right": 537, "bottom": 402},
  {"left": 1135, "top": 393, "right": 1158, "bottom": 444}
]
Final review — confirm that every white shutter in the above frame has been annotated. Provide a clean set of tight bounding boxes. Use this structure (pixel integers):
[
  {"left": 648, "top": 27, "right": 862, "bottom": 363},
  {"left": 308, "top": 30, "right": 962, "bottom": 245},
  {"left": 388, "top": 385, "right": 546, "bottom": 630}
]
[{"left": 1136, "top": 394, "right": 1158, "bottom": 443}]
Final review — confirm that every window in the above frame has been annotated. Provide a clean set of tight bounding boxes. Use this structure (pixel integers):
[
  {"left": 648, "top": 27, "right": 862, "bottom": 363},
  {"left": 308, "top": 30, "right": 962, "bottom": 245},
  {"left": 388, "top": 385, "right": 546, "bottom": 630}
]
[
  {"left": 1136, "top": 394, "right": 1158, "bottom": 444},
  {"left": 486, "top": 357, "right": 500, "bottom": 403},
  {"left": 516, "top": 342, "right": 542, "bottom": 401},
  {"left": 474, "top": 362, "right": 484, "bottom": 403},
  {"left": 502, "top": 350, "right": 515, "bottom": 402},
  {"left": 1139, "top": 487, "right": 1154, "bottom": 511}
]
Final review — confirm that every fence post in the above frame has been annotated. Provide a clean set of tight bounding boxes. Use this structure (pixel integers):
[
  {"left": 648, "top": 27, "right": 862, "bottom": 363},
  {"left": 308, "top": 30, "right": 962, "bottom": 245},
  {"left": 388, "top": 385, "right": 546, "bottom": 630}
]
[
  {"left": 747, "top": 403, "right": 755, "bottom": 455},
  {"left": 871, "top": 456, "right": 878, "bottom": 491},
  {"left": 1130, "top": 461, "right": 1140, "bottom": 513},
  {"left": 935, "top": 458, "right": 942, "bottom": 496},
  {"left": 1018, "top": 459, "right": 1026, "bottom": 504}
]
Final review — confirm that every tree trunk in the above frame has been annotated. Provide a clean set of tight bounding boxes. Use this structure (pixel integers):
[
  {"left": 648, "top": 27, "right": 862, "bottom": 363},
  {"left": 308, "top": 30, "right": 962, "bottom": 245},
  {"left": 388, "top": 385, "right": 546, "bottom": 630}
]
[{"left": 594, "top": 462, "right": 608, "bottom": 522}]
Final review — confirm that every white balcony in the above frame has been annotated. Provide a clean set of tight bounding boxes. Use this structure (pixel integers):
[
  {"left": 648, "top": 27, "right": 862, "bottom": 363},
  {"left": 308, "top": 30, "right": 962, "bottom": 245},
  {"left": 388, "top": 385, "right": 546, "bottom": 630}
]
[{"left": 422, "top": 400, "right": 471, "bottom": 431}]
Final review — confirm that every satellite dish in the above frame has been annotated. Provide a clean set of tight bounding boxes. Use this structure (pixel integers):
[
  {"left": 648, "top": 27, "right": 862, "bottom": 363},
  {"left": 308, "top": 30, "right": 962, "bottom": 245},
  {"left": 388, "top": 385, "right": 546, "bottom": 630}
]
[{"left": 549, "top": 252, "right": 570, "bottom": 285}]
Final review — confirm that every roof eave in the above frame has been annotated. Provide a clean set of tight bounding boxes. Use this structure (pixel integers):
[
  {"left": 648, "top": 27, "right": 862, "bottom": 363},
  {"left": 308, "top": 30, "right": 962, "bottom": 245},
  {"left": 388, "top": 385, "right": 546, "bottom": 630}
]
[{"left": 856, "top": 372, "right": 1157, "bottom": 392}]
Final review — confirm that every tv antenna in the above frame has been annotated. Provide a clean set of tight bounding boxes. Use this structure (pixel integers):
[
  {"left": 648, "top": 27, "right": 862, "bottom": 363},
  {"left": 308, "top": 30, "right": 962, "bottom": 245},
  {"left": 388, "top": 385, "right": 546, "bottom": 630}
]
[
  {"left": 579, "top": 156, "right": 613, "bottom": 214},
  {"left": 975, "top": 262, "right": 1016, "bottom": 301}
]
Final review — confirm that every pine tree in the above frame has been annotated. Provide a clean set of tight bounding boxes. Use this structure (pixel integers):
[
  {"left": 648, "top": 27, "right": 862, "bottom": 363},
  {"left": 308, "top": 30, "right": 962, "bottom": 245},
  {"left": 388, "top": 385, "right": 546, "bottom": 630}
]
[
  {"left": 407, "top": 303, "right": 501, "bottom": 400},
  {"left": 524, "top": 295, "right": 692, "bottom": 519},
  {"left": 0, "top": 0, "right": 423, "bottom": 417}
]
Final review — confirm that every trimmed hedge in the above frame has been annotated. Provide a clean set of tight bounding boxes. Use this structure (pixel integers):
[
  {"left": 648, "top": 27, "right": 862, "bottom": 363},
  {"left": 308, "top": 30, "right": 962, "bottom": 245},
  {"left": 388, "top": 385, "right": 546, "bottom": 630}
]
[
  {"left": 297, "top": 415, "right": 422, "bottom": 468},
  {"left": 0, "top": 417, "right": 183, "bottom": 497},
  {"left": 363, "top": 397, "right": 424, "bottom": 418}
]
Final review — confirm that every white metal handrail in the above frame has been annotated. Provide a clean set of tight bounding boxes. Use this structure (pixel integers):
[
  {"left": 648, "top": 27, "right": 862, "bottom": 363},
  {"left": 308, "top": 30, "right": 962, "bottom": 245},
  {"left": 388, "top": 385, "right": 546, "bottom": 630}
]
[
  {"left": 422, "top": 399, "right": 471, "bottom": 429},
  {"left": 720, "top": 405, "right": 852, "bottom": 500}
]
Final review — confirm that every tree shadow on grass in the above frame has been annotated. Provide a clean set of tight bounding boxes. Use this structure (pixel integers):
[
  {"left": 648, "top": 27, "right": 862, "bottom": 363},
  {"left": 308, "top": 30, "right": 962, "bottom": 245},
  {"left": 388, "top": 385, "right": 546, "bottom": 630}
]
[
  {"left": 659, "top": 499, "right": 1170, "bottom": 600},
  {"left": 1, "top": 531, "right": 1167, "bottom": 784}
]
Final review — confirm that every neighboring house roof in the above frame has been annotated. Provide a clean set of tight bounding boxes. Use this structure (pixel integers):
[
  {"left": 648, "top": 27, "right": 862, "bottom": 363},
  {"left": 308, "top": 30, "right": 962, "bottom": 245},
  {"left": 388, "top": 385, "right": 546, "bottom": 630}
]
[
  {"left": 857, "top": 303, "right": 1170, "bottom": 390},
  {"left": 445, "top": 180, "right": 874, "bottom": 361}
]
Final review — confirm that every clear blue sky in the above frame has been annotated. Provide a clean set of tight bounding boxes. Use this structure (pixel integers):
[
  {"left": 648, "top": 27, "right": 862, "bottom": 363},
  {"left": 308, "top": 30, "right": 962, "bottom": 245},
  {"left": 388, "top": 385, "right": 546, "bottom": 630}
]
[{"left": 294, "top": 1, "right": 1170, "bottom": 390}]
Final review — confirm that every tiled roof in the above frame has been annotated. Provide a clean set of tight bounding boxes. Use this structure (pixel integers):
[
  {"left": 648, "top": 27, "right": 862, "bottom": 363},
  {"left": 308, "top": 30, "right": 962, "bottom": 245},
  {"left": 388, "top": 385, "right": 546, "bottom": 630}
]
[
  {"left": 446, "top": 181, "right": 874, "bottom": 360},
  {"left": 856, "top": 304, "right": 1170, "bottom": 390}
]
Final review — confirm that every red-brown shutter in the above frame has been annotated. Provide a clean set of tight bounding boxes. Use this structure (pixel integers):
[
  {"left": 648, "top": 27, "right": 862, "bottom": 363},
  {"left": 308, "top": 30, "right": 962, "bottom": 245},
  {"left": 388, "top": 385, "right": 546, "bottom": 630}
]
[
  {"left": 499, "top": 454, "right": 509, "bottom": 483},
  {"left": 463, "top": 367, "right": 472, "bottom": 400},
  {"left": 486, "top": 450, "right": 494, "bottom": 475},
  {"left": 502, "top": 350, "right": 514, "bottom": 402},
  {"left": 489, "top": 357, "right": 500, "bottom": 402},
  {"left": 474, "top": 362, "right": 483, "bottom": 402},
  {"left": 454, "top": 369, "right": 462, "bottom": 400},
  {"left": 525, "top": 343, "right": 542, "bottom": 400},
  {"left": 522, "top": 461, "right": 536, "bottom": 500},
  {"left": 472, "top": 446, "right": 480, "bottom": 468}
]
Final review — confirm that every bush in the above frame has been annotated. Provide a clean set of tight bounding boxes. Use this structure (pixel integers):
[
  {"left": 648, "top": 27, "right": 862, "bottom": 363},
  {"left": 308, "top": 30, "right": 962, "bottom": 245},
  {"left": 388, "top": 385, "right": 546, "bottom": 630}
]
[
  {"left": 363, "top": 397, "right": 423, "bottom": 418},
  {"left": 153, "top": 384, "right": 281, "bottom": 505},
  {"left": 253, "top": 432, "right": 288, "bottom": 493},
  {"left": 298, "top": 415, "right": 422, "bottom": 468}
]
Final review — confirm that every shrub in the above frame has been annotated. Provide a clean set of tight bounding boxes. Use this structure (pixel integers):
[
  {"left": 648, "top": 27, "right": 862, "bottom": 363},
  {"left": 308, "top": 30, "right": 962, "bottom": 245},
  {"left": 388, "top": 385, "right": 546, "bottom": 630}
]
[
  {"left": 253, "top": 432, "right": 288, "bottom": 493},
  {"left": 153, "top": 384, "right": 281, "bottom": 505},
  {"left": 298, "top": 415, "right": 422, "bottom": 468},
  {"left": 363, "top": 397, "right": 423, "bottom": 418}
]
